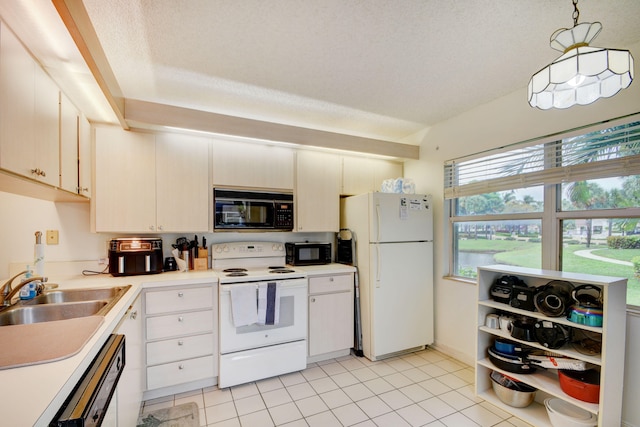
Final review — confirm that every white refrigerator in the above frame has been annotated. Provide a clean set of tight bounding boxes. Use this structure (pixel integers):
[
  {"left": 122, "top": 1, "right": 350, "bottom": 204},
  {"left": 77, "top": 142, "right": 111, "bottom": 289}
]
[{"left": 343, "top": 192, "right": 433, "bottom": 361}]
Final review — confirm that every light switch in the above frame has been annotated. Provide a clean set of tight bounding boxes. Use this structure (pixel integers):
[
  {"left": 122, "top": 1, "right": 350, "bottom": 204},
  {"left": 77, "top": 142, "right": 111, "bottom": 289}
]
[{"left": 46, "top": 230, "right": 59, "bottom": 245}]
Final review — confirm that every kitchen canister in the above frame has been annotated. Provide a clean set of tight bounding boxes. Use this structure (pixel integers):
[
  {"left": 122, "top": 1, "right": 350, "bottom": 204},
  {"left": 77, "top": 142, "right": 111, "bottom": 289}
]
[{"left": 485, "top": 313, "right": 500, "bottom": 329}]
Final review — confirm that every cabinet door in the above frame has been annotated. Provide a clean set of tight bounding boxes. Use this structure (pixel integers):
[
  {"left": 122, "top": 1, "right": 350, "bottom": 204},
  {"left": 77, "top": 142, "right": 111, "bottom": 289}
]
[
  {"left": 0, "top": 24, "right": 35, "bottom": 178},
  {"left": 295, "top": 150, "right": 340, "bottom": 232},
  {"left": 59, "top": 92, "right": 79, "bottom": 193},
  {"left": 33, "top": 66, "right": 60, "bottom": 187},
  {"left": 309, "top": 291, "right": 354, "bottom": 356},
  {"left": 115, "top": 295, "right": 143, "bottom": 427},
  {"left": 94, "top": 126, "right": 156, "bottom": 232},
  {"left": 78, "top": 114, "right": 92, "bottom": 197},
  {"left": 155, "top": 133, "right": 210, "bottom": 232},
  {"left": 212, "top": 139, "right": 294, "bottom": 189}
]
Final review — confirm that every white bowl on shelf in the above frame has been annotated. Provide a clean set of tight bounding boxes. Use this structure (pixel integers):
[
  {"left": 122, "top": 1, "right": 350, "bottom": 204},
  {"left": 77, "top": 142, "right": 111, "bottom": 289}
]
[{"left": 544, "top": 398, "right": 597, "bottom": 427}]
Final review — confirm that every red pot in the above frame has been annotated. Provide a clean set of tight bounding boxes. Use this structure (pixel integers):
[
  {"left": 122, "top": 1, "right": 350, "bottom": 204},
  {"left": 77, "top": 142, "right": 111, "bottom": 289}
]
[{"left": 558, "top": 369, "right": 600, "bottom": 403}]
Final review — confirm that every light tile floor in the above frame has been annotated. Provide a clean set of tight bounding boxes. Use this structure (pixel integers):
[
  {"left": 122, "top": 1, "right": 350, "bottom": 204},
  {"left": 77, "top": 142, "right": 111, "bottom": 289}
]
[{"left": 140, "top": 348, "right": 534, "bottom": 427}]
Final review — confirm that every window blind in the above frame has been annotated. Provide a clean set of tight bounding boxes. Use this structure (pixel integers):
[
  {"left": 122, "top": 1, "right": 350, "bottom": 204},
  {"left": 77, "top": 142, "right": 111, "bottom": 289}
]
[{"left": 444, "top": 120, "right": 640, "bottom": 199}]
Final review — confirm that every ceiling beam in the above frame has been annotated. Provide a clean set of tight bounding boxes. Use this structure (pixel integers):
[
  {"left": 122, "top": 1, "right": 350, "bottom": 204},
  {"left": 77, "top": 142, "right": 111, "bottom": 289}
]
[
  {"left": 125, "top": 99, "right": 420, "bottom": 159},
  {"left": 52, "top": 0, "right": 128, "bottom": 129}
]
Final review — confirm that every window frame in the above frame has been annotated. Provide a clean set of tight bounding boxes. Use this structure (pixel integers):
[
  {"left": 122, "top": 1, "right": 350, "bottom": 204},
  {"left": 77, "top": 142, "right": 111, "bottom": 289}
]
[{"left": 446, "top": 114, "right": 640, "bottom": 309}]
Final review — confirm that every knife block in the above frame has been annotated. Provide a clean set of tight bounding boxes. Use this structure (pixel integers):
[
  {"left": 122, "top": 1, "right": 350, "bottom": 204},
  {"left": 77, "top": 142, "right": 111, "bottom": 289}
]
[{"left": 193, "top": 247, "right": 208, "bottom": 270}]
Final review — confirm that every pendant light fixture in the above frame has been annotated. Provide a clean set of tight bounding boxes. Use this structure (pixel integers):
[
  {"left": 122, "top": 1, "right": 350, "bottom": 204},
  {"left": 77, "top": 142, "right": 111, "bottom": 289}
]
[{"left": 528, "top": 0, "right": 634, "bottom": 109}]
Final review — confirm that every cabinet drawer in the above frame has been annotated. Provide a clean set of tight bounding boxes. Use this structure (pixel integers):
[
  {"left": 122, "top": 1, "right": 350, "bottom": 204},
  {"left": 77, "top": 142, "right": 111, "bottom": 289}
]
[
  {"left": 309, "top": 274, "right": 353, "bottom": 294},
  {"left": 146, "top": 310, "right": 213, "bottom": 340},
  {"left": 145, "top": 286, "right": 213, "bottom": 314},
  {"left": 146, "top": 355, "right": 215, "bottom": 390},
  {"left": 146, "top": 333, "right": 214, "bottom": 366}
]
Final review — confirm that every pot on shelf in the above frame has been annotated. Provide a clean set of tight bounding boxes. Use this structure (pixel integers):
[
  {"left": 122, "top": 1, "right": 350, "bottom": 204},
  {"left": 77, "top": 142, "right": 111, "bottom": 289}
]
[
  {"left": 558, "top": 369, "right": 601, "bottom": 403},
  {"left": 567, "top": 285, "right": 603, "bottom": 327}
]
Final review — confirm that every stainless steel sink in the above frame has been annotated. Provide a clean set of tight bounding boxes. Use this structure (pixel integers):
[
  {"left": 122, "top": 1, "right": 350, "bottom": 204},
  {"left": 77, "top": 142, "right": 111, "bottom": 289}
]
[
  {"left": 0, "top": 285, "right": 131, "bottom": 326},
  {"left": 26, "top": 286, "right": 129, "bottom": 305},
  {"left": 0, "top": 301, "right": 108, "bottom": 326}
]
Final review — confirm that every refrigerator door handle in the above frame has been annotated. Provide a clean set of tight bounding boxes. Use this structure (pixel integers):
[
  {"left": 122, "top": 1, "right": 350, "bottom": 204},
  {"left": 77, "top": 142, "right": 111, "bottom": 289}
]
[
  {"left": 375, "top": 203, "right": 381, "bottom": 242},
  {"left": 376, "top": 244, "right": 381, "bottom": 288}
]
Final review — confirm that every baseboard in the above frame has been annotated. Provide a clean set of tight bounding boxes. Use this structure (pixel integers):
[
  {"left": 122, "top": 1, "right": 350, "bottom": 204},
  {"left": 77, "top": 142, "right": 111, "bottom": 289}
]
[
  {"left": 622, "top": 421, "right": 638, "bottom": 427},
  {"left": 429, "top": 342, "right": 474, "bottom": 366}
]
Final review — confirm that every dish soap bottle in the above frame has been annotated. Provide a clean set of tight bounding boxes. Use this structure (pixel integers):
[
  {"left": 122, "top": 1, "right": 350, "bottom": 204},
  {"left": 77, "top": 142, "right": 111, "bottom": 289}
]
[{"left": 19, "top": 265, "right": 36, "bottom": 300}]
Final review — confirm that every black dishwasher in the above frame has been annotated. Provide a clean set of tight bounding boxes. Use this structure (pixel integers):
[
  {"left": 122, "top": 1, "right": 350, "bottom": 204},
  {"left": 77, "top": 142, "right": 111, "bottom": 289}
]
[{"left": 50, "top": 334, "right": 125, "bottom": 427}]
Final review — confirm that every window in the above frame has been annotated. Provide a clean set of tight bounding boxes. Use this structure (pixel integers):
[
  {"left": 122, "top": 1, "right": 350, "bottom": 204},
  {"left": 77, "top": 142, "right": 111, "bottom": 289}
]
[{"left": 446, "top": 117, "right": 640, "bottom": 307}]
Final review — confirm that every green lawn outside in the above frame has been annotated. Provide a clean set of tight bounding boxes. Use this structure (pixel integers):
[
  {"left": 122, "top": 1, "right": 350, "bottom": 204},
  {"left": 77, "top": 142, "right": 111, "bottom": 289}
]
[{"left": 458, "top": 239, "right": 640, "bottom": 306}]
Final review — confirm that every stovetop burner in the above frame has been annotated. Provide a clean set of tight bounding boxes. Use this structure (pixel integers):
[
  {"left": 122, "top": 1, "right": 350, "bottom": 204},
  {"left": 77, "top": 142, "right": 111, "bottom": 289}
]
[
  {"left": 223, "top": 268, "right": 248, "bottom": 273},
  {"left": 268, "top": 266, "right": 286, "bottom": 270},
  {"left": 226, "top": 272, "right": 248, "bottom": 277}
]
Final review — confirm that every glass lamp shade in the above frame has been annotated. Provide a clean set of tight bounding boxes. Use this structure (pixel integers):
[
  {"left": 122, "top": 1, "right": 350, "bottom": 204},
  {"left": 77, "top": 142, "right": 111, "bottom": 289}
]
[{"left": 528, "top": 22, "right": 634, "bottom": 109}]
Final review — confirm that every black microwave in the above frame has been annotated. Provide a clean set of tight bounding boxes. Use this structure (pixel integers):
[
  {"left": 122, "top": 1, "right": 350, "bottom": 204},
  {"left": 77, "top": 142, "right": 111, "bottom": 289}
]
[
  {"left": 286, "top": 242, "right": 332, "bottom": 265},
  {"left": 214, "top": 188, "right": 294, "bottom": 231}
]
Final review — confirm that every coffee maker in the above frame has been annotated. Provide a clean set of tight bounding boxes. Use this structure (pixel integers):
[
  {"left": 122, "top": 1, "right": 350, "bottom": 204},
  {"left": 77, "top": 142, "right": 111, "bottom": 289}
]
[{"left": 108, "top": 238, "right": 163, "bottom": 276}]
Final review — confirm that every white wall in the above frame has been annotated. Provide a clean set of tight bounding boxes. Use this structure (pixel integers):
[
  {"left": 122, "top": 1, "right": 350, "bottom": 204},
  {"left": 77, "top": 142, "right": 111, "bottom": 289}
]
[{"left": 404, "top": 39, "right": 640, "bottom": 426}]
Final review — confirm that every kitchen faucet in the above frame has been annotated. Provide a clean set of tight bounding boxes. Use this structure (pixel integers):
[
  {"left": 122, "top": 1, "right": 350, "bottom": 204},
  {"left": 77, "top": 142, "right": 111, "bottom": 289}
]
[{"left": 1, "top": 271, "right": 48, "bottom": 307}]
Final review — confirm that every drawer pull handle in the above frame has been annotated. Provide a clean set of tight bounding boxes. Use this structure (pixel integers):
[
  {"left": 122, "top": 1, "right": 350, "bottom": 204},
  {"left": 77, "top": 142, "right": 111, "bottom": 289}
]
[
  {"left": 178, "top": 316, "right": 184, "bottom": 322},
  {"left": 178, "top": 364, "right": 184, "bottom": 370},
  {"left": 178, "top": 340, "right": 184, "bottom": 346},
  {"left": 178, "top": 292, "right": 184, "bottom": 297}
]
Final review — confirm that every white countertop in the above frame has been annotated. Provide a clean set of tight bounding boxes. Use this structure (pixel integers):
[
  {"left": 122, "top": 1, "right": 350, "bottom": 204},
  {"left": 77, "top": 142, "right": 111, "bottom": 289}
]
[
  {"left": 0, "top": 269, "right": 218, "bottom": 427},
  {"left": 0, "top": 264, "right": 354, "bottom": 426}
]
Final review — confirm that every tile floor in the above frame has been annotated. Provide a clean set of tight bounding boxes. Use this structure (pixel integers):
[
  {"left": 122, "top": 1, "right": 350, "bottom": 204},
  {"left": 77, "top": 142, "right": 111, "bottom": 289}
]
[{"left": 140, "top": 348, "right": 534, "bottom": 427}]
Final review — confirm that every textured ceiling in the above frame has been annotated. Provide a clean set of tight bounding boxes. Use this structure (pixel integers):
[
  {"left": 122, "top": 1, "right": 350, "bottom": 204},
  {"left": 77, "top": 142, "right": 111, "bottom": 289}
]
[{"left": 3, "top": 0, "right": 640, "bottom": 146}]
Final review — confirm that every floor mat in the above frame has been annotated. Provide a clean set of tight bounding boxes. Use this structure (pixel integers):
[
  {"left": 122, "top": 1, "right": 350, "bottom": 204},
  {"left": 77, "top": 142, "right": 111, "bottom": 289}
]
[{"left": 137, "top": 401, "right": 199, "bottom": 427}]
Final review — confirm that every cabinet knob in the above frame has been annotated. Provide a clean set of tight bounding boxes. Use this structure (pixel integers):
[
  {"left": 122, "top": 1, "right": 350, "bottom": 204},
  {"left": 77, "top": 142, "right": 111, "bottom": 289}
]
[
  {"left": 158, "top": 225, "right": 164, "bottom": 231},
  {"left": 30, "top": 168, "right": 46, "bottom": 177},
  {"left": 178, "top": 364, "right": 184, "bottom": 370},
  {"left": 311, "top": 298, "right": 316, "bottom": 302},
  {"left": 178, "top": 340, "right": 184, "bottom": 346},
  {"left": 329, "top": 277, "right": 334, "bottom": 282},
  {"left": 129, "top": 310, "right": 138, "bottom": 320},
  {"left": 76, "top": 187, "right": 89, "bottom": 193},
  {"left": 178, "top": 316, "right": 184, "bottom": 322},
  {"left": 178, "top": 292, "right": 184, "bottom": 297},
  {"left": 149, "top": 225, "right": 155, "bottom": 231}
]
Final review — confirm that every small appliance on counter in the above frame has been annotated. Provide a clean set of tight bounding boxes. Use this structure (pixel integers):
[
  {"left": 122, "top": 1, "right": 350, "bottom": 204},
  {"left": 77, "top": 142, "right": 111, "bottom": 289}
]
[
  {"left": 108, "top": 237, "right": 163, "bottom": 276},
  {"left": 285, "top": 242, "right": 331, "bottom": 265}
]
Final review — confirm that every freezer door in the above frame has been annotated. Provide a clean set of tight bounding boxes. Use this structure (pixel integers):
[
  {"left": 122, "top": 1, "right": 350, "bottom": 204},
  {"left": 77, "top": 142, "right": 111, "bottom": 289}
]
[
  {"left": 368, "top": 241, "right": 434, "bottom": 358},
  {"left": 370, "top": 193, "right": 432, "bottom": 242}
]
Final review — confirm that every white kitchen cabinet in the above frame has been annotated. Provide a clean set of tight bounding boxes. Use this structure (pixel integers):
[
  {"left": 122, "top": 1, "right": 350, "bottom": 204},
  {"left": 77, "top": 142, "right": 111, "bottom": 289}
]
[
  {"left": 94, "top": 126, "right": 210, "bottom": 232},
  {"left": 94, "top": 126, "right": 156, "bottom": 232},
  {"left": 295, "top": 150, "right": 341, "bottom": 232},
  {"left": 114, "top": 293, "right": 143, "bottom": 427},
  {"left": 308, "top": 272, "right": 354, "bottom": 362},
  {"left": 212, "top": 138, "right": 294, "bottom": 190},
  {"left": 59, "top": 92, "right": 79, "bottom": 193},
  {"left": 476, "top": 265, "right": 627, "bottom": 427},
  {"left": 155, "top": 132, "right": 210, "bottom": 232},
  {"left": 78, "top": 113, "right": 92, "bottom": 197},
  {"left": 0, "top": 23, "right": 59, "bottom": 187},
  {"left": 143, "top": 283, "right": 217, "bottom": 398},
  {"left": 341, "top": 156, "right": 403, "bottom": 195}
]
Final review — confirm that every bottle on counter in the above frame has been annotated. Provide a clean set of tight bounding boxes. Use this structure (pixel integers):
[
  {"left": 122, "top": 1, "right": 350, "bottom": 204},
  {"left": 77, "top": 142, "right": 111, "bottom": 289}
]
[{"left": 19, "top": 265, "right": 36, "bottom": 300}]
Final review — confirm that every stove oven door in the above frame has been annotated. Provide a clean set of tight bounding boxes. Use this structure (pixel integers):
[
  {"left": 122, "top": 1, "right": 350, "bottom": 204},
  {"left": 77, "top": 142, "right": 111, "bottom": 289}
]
[{"left": 219, "top": 278, "right": 307, "bottom": 354}]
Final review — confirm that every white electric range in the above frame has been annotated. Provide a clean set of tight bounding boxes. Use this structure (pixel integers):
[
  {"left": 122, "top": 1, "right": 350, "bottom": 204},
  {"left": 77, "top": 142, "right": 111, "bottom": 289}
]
[{"left": 212, "top": 242, "right": 308, "bottom": 388}]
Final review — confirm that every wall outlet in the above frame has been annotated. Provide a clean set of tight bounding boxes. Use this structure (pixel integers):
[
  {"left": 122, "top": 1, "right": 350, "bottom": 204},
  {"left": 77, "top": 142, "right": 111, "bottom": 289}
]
[
  {"left": 46, "top": 230, "right": 59, "bottom": 245},
  {"left": 98, "top": 258, "right": 109, "bottom": 265}
]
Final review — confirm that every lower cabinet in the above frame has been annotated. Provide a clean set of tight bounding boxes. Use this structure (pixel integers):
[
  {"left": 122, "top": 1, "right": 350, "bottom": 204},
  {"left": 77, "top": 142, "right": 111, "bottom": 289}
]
[
  {"left": 114, "top": 294, "right": 143, "bottom": 427},
  {"left": 143, "top": 282, "right": 218, "bottom": 399},
  {"left": 308, "top": 272, "right": 354, "bottom": 362}
]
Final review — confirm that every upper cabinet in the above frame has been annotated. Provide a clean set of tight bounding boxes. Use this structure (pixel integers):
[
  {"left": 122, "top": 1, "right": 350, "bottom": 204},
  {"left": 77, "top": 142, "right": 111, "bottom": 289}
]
[
  {"left": 94, "top": 127, "right": 157, "bottom": 232},
  {"left": 94, "top": 127, "right": 210, "bottom": 233},
  {"left": 78, "top": 114, "right": 92, "bottom": 198},
  {"left": 155, "top": 132, "right": 210, "bottom": 232},
  {"left": 212, "top": 139, "right": 294, "bottom": 190},
  {"left": 0, "top": 25, "right": 59, "bottom": 187},
  {"left": 341, "top": 156, "right": 403, "bottom": 196},
  {"left": 295, "top": 150, "right": 341, "bottom": 232},
  {"left": 59, "top": 92, "right": 79, "bottom": 194},
  {"left": 0, "top": 22, "right": 88, "bottom": 201}
]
